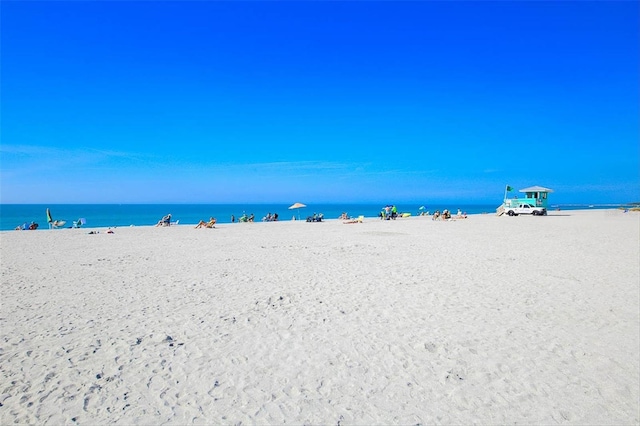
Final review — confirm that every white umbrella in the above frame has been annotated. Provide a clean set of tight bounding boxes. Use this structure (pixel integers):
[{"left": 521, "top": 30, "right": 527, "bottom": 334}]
[{"left": 288, "top": 202, "right": 306, "bottom": 220}]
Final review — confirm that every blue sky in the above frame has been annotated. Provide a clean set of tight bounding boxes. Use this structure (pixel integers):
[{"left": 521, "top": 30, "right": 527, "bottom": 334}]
[{"left": 1, "top": 1, "right": 638, "bottom": 204}]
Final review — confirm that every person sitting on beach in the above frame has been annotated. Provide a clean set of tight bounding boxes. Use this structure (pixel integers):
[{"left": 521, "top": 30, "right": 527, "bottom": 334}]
[
  {"left": 195, "top": 217, "right": 216, "bottom": 229},
  {"left": 156, "top": 214, "right": 172, "bottom": 227},
  {"left": 432, "top": 210, "right": 440, "bottom": 220},
  {"left": 308, "top": 213, "right": 323, "bottom": 222},
  {"left": 262, "top": 212, "right": 277, "bottom": 222},
  {"left": 15, "top": 222, "right": 27, "bottom": 230},
  {"left": 28, "top": 222, "right": 39, "bottom": 230},
  {"left": 339, "top": 212, "right": 350, "bottom": 220},
  {"left": 343, "top": 215, "right": 363, "bottom": 224}
]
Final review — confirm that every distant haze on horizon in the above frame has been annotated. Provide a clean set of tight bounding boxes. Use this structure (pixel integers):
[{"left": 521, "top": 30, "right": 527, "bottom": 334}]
[{"left": 1, "top": 1, "right": 638, "bottom": 205}]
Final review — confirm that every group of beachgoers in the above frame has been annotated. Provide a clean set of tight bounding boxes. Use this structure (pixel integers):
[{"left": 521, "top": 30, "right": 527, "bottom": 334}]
[
  {"left": 15, "top": 219, "right": 95, "bottom": 231},
  {"left": 156, "top": 213, "right": 210, "bottom": 228},
  {"left": 235, "top": 213, "right": 254, "bottom": 222},
  {"left": 153, "top": 207, "right": 469, "bottom": 229},
  {"left": 15, "top": 218, "right": 82, "bottom": 230},
  {"left": 380, "top": 205, "right": 398, "bottom": 220},
  {"left": 432, "top": 209, "right": 467, "bottom": 220},
  {"left": 155, "top": 212, "right": 282, "bottom": 228},
  {"left": 262, "top": 212, "right": 279, "bottom": 222},
  {"left": 306, "top": 213, "right": 324, "bottom": 222},
  {"left": 14, "top": 222, "right": 39, "bottom": 230},
  {"left": 231, "top": 212, "right": 280, "bottom": 222},
  {"left": 14, "top": 208, "right": 87, "bottom": 230},
  {"left": 19, "top": 207, "right": 469, "bottom": 231}
]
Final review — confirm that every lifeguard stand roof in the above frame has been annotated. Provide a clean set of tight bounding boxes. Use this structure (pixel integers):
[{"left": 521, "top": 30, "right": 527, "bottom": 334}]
[{"left": 519, "top": 186, "right": 554, "bottom": 193}]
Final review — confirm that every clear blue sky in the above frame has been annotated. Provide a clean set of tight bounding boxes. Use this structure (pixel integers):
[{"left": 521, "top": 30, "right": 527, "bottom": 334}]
[{"left": 1, "top": 1, "right": 638, "bottom": 205}]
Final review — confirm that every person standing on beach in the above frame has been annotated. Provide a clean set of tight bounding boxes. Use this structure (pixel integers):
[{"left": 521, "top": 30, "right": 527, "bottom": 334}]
[{"left": 231, "top": 215, "right": 235, "bottom": 223}]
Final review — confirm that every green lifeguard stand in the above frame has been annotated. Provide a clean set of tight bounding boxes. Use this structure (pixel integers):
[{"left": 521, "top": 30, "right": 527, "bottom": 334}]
[
  {"left": 503, "top": 186, "right": 553, "bottom": 209},
  {"left": 500, "top": 185, "right": 554, "bottom": 214},
  {"left": 517, "top": 185, "right": 553, "bottom": 208}
]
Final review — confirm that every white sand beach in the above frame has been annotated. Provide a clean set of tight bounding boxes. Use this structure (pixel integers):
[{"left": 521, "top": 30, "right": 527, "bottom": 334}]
[{"left": 1, "top": 209, "right": 638, "bottom": 425}]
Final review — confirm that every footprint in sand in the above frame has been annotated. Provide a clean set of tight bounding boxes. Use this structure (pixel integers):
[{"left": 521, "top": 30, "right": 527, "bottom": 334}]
[{"left": 424, "top": 342, "right": 437, "bottom": 353}]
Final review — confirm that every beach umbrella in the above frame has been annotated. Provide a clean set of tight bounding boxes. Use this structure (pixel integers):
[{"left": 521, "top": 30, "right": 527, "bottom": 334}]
[
  {"left": 288, "top": 202, "right": 306, "bottom": 220},
  {"left": 418, "top": 206, "right": 426, "bottom": 210},
  {"left": 46, "top": 208, "right": 66, "bottom": 229}
]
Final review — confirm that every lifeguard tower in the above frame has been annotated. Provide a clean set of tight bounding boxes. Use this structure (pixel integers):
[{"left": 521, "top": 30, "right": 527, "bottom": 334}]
[{"left": 497, "top": 185, "right": 554, "bottom": 215}]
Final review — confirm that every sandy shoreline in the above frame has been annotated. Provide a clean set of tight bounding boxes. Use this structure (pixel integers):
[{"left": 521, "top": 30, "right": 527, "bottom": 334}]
[{"left": 1, "top": 210, "right": 638, "bottom": 424}]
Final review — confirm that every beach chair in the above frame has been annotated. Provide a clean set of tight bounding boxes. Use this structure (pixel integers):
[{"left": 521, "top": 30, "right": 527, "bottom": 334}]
[{"left": 72, "top": 218, "right": 86, "bottom": 228}]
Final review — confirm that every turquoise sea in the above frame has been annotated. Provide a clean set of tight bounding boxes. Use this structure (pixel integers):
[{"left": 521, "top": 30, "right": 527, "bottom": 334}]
[
  {"left": 0, "top": 203, "right": 626, "bottom": 231},
  {"left": 0, "top": 203, "right": 503, "bottom": 231}
]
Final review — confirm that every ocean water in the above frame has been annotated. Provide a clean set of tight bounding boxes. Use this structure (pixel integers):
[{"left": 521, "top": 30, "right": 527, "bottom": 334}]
[
  {"left": 1, "top": 203, "right": 627, "bottom": 231},
  {"left": 0, "top": 203, "right": 505, "bottom": 231}
]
